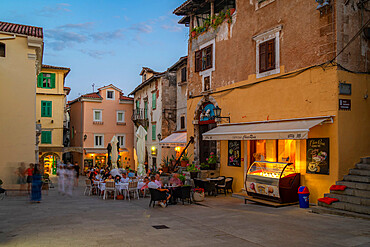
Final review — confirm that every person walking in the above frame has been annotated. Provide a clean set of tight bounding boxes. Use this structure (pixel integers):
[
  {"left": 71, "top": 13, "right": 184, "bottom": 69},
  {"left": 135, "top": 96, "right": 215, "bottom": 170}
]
[
  {"left": 57, "top": 163, "right": 65, "bottom": 195},
  {"left": 74, "top": 162, "right": 80, "bottom": 187},
  {"left": 65, "top": 165, "right": 74, "bottom": 196},
  {"left": 16, "top": 162, "right": 26, "bottom": 194},
  {"left": 25, "top": 163, "right": 34, "bottom": 194},
  {"left": 30, "top": 164, "right": 42, "bottom": 203}
]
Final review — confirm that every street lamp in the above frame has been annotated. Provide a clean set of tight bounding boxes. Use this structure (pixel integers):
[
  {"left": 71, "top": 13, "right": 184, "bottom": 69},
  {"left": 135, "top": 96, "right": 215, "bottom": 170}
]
[{"left": 214, "top": 106, "right": 230, "bottom": 123}]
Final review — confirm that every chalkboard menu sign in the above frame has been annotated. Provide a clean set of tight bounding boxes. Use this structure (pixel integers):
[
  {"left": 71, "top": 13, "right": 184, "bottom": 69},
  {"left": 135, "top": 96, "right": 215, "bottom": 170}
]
[
  {"left": 228, "top": 140, "right": 241, "bottom": 167},
  {"left": 306, "top": 138, "right": 329, "bottom": 175}
]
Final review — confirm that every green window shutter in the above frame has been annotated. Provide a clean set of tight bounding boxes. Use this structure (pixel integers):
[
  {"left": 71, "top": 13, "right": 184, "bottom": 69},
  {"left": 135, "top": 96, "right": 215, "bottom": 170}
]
[
  {"left": 47, "top": 101, "right": 52, "bottom": 117},
  {"left": 41, "top": 101, "right": 52, "bottom": 117},
  {"left": 136, "top": 100, "right": 140, "bottom": 109},
  {"left": 41, "top": 101, "right": 46, "bottom": 117},
  {"left": 152, "top": 124, "right": 156, "bottom": 140},
  {"left": 152, "top": 92, "right": 156, "bottom": 109},
  {"left": 50, "top": 73, "right": 56, "bottom": 88},
  {"left": 41, "top": 131, "right": 52, "bottom": 144},
  {"left": 144, "top": 126, "right": 147, "bottom": 141},
  {"left": 37, "top": 73, "right": 43, "bottom": 88}
]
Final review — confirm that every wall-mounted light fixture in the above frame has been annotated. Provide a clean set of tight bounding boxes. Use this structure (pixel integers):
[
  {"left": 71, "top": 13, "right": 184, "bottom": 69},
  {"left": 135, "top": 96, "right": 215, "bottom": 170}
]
[
  {"left": 316, "top": 0, "right": 331, "bottom": 15},
  {"left": 157, "top": 133, "right": 162, "bottom": 141},
  {"left": 214, "top": 106, "right": 230, "bottom": 123},
  {"left": 84, "top": 134, "right": 87, "bottom": 141}
]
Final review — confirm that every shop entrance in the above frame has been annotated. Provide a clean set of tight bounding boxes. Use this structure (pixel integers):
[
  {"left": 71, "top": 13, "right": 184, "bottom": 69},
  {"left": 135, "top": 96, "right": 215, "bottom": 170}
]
[
  {"left": 41, "top": 153, "right": 60, "bottom": 175},
  {"left": 199, "top": 123, "right": 217, "bottom": 164}
]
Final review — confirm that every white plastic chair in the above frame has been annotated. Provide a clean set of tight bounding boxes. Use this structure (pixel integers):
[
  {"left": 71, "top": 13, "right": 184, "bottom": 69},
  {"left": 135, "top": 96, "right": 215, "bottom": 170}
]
[
  {"left": 103, "top": 181, "right": 116, "bottom": 200},
  {"left": 126, "top": 181, "right": 139, "bottom": 201},
  {"left": 84, "top": 179, "right": 92, "bottom": 196}
]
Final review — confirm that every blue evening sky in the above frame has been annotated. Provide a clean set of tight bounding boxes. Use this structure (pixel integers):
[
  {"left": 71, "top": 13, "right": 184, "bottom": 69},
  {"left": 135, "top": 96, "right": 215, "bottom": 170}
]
[{"left": 0, "top": 0, "right": 188, "bottom": 100}]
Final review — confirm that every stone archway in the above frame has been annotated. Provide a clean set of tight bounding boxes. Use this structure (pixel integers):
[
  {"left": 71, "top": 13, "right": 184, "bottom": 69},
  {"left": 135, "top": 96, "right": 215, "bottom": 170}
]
[
  {"left": 192, "top": 95, "right": 218, "bottom": 163},
  {"left": 39, "top": 152, "right": 61, "bottom": 175}
]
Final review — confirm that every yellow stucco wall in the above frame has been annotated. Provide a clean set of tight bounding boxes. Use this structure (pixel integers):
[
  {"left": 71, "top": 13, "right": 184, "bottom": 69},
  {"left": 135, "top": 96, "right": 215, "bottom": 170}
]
[
  {"left": 0, "top": 33, "right": 42, "bottom": 184},
  {"left": 187, "top": 65, "right": 369, "bottom": 203}
]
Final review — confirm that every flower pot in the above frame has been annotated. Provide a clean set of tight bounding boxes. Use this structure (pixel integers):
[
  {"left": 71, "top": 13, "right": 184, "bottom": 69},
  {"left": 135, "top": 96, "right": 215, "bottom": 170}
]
[
  {"left": 181, "top": 160, "right": 188, "bottom": 167},
  {"left": 230, "top": 8, "right": 235, "bottom": 15},
  {"left": 190, "top": 171, "right": 199, "bottom": 179},
  {"left": 162, "top": 167, "right": 169, "bottom": 173},
  {"left": 191, "top": 31, "right": 196, "bottom": 37},
  {"left": 193, "top": 192, "right": 205, "bottom": 202}
]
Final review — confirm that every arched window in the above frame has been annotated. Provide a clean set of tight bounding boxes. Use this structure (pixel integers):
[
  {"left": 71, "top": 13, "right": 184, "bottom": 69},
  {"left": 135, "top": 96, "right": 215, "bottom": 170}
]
[{"left": 0, "top": 43, "right": 5, "bottom": 57}]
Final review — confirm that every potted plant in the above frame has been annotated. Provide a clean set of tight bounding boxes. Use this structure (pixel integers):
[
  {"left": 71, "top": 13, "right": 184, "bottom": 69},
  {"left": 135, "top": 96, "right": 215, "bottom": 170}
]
[
  {"left": 181, "top": 153, "right": 191, "bottom": 167},
  {"left": 191, "top": 27, "right": 197, "bottom": 37},
  {"left": 200, "top": 162, "right": 209, "bottom": 170},
  {"left": 178, "top": 173, "right": 186, "bottom": 184},
  {"left": 206, "top": 152, "right": 217, "bottom": 170},
  {"left": 229, "top": 8, "right": 236, "bottom": 15},
  {"left": 186, "top": 163, "right": 200, "bottom": 179},
  {"left": 193, "top": 187, "right": 205, "bottom": 202},
  {"left": 161, "top": 156, "right": 169, "bottom": 173}
]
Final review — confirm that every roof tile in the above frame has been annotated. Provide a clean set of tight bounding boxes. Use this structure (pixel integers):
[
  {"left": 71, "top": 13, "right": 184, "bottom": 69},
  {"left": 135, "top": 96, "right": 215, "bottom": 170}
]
[{"left": 0, "top": 21, "right": 43, "bottom": 38}]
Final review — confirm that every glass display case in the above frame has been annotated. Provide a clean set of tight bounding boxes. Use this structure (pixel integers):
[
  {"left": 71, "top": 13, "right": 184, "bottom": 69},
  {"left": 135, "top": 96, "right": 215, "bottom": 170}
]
[{"left": 245, "top": 161, "right": 300, "bottom": 203}]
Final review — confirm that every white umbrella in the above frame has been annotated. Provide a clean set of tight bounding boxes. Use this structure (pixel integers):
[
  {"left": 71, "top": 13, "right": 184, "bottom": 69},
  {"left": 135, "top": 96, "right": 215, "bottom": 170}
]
[
  {"left": 110, "top": 135, "right": 119, "bottom": 169},
  {"left": 136, "top": 125, "right": 147, "bottom": 177}
]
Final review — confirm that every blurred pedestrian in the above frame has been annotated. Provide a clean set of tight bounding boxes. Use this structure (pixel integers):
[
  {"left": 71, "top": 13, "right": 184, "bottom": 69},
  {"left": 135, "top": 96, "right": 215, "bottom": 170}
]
[
  {"left": 31, "top": 164, "right": 42, "bottom": 203},
  {"left": 65, "top": 165, "right": 74, "bottom": 196},
  {"left": 16, "top": 162, "right": 26, "bottom": 194},
  {"left": 25, "top": 163, "right": 34, "bottom": 194},
  {"left": 74, "top": 162, "right": 80, "bottom": 187},
  {"left": 57, "top": 162, "right": 65, "bottom": 195}
]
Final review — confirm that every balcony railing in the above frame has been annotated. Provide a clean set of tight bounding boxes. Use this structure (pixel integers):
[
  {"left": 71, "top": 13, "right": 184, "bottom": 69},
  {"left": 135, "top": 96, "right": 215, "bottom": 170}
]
[{"left": 132, "top": 108, "right": 149, "bottom": 122}]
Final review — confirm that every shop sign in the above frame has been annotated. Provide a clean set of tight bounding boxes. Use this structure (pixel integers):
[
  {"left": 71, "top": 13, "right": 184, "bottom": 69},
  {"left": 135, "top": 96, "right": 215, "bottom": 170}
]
[
  {"left": 228, "top": 140, "right": 241, "bottom": 167},
  {"left": 306, "top": 138, "right": 329, "bottom": 175},
  {"left": 339, "top": 82, "right": 351, "bottom": 95},
  {"left": 246, "top": 181, "right": 280, "bottom": 198},
  {"left": 339, "top": 99, "right": 351, "bottom": 111}
]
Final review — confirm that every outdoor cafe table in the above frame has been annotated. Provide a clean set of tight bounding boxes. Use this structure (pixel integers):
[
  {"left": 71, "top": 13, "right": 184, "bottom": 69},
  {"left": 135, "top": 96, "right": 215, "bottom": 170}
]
[
  {"left": 98, "top": 181, "right": 145, "bottom": 194},
  {"left": 163, "top": 185, "right": 181, "bottom": 204},
  {"left": 195, "top": 178, "right": 222, "bottom": 196}
]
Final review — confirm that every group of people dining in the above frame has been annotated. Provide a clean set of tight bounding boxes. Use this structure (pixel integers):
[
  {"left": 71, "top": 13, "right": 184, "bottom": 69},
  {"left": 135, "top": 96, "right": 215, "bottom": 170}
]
[{"left": 85, "top": 167, "right": 185, "bottom": 206}]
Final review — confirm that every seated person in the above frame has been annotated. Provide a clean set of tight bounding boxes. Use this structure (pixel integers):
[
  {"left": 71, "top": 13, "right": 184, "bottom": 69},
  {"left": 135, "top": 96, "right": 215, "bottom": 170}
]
[
  {"left": 155, "top": 173, "right": 163, "bottom": 188},
  {"left": 148, "top": 176, "right": 171, "bottom": 208},
  {"left": 169, "top": 173, "right": 183, "bottom": 187},
  {"left": 140, "top": 177, "right": 150, "bottom": 191},
  {"left": 120, "top": 173, "right": 130, "bottom": 183},
  {"left": 104, "top": 174, "right": 114, "bottom": 182},
  {"left": 128, "top": 169, "right": 135, "bottom": 178},
  {"left": 114, "top": 175, "right": 121, "bottom": 183},
  {"left": 102, "top": 170, "right": 110, "bottom": 180}
]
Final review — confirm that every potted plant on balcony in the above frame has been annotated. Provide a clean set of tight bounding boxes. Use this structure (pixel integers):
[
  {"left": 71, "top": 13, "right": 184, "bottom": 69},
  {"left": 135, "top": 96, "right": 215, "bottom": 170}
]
[
  {"left": 186, "top": 163, "right": 200, "bottom": 179},
  {"left": 193, "top": 187, "right": 205, "bottom": 202},
  {"left": 191, "top": 27, "right": 197, "bottom": 37},
  {"left": 206, "top": 152, "right": 217, "bottom": 170}
]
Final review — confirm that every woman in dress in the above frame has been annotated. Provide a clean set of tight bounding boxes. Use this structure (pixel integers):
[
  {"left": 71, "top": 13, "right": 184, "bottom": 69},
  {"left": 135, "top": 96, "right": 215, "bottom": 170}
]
[{"left": 31, "top": 164, "right": 42, "bottom": 203}]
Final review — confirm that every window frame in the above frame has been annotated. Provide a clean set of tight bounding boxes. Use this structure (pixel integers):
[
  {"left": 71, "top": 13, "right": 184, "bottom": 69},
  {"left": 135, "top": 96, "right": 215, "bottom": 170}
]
[
  {"left": 152, "top": 124, "right": 156, "bottom": 141},
  {"left": 41, "top": 131, "right": 52, "bottom": 144},
  {"left": 152, "top": 92, "right": 156, "bottom": 110},
  {"left": 180, "top": 115, "right": 186, "bottom": 130},
  {"left": 181, "top": 67, "right": 187, "bottom": 82},
  {"left": 253, "top": 25, "right": 281, "bottom": 79},
  {"left": 41, "top": 101, "right": 52, "bottom": 117},
  {"left": 37, "top": 73, "right": 56, "bottom": 89},
  {"left": 94, "top": 134, "right": 104, "bottom": 148},
  {"left": 116, "top": 110, "right": 125, "bottom": 123},
  {"left": 0, "top": 42, "right": 5, "bottom": 57},
  {"left": 116, "top": 134, "right": 126, "bottom": 148},
  {"left": 195, "top": 44, "right": 213, "bottom": 72},
  {"left": 93, "top": 110, "right": 102, "bottom": 122},
  {"left": 106, "top": 90, "right": 115, "bottom": 100}
]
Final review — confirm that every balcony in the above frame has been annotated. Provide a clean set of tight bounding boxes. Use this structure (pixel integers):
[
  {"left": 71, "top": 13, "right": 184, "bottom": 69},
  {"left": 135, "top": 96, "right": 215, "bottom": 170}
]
[{"left": 132, "top": 108, "right": 149, "bottom": 127}]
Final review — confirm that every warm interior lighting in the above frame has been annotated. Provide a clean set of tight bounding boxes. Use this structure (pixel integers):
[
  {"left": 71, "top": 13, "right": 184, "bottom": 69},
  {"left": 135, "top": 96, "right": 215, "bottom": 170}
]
[{"left": 175, "top": 146, "right": 181, "bottom": 152}]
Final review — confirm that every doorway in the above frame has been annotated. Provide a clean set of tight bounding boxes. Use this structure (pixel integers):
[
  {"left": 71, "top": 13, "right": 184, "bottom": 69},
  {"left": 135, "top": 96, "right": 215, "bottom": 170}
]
[{"left": 199, "top": 123, "right": 217, "bottom": 164}]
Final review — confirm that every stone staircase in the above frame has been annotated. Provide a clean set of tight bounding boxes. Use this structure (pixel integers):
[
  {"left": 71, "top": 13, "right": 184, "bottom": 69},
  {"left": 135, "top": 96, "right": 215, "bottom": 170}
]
[{"left": 312, "top": 157, "right": 370, "bottom": 220}]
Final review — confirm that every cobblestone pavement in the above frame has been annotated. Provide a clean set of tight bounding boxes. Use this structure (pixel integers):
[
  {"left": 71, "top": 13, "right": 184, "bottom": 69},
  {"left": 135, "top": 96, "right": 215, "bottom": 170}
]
[{"left": 1, "top": 177, "right": 370, "bottom": 247}]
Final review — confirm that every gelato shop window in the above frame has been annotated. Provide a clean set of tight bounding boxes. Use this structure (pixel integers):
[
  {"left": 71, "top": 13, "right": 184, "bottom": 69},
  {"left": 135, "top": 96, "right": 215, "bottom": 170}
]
[{"left": 251, "top": 140, "right": 296, "bottom": 164}]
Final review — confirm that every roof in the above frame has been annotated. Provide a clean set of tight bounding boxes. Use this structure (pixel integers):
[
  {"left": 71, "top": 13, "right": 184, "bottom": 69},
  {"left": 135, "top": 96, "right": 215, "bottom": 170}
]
[
  {"left": 120, "top": 94, "right": 134, "bottom": 101},
  {"left": 42, "top": 64, "right": 70, "bottom": 71},
  {"left": 82, "top": 92, "right": 102, "bottom": 99},
  {"left": 129, "top": 72, "right": 165, "bottom": 96},
  {"left": 0, "top": 21, "right": 43, "bottom": 38},
  {"left": 98, "top": 84, "right": 122, "bottom": 92},
  {"left": 168, "top": 56, "right": 187, "bottom": 71},
  {"left": 139, "top": 67, "right": 161, "bottom": 76}
]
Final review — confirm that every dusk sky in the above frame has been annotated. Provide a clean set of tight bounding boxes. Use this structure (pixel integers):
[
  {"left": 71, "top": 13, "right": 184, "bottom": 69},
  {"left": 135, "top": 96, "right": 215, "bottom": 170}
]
[{"left": 1, "top": 0, "right": 188, "bottom": 100}]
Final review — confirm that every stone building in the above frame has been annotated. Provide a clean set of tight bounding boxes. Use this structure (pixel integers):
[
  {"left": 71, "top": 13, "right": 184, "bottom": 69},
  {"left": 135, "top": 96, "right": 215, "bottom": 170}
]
[
  {"left": 130, "top": 67, "right": 177, "bottom": 170},
  {"left": 174, "top": 0, "right": 370, "bottom": 202}
]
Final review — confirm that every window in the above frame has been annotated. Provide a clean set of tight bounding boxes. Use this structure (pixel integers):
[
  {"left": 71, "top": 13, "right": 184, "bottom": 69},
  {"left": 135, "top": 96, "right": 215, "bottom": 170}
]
[
  {"left": 152, "top": 92, "right": 156, "bottom": 109},
  {"left": 106, "top": 90, "right": 114, "bottom": 100},
  {"left": 41, "top": 131, "right": 52, "bottom": 144},
  {"left": 180, "top": 115, "right": 186, "bottom": 129},
  {"left": 253, "top": 25, "right": 281, "bottom": 78},
  {"left": 181, "top": 67, "right": 187, "bottom": 82},
  {"left": 41, "top": 101, "right": 52, "bottom": 117},
  {"left": 71, "top": 126, "right": 74, "bottom": 139},
  {"left": 117, "top": 111, "right": 125, "bottom": 123},
  {"left": 143, "top": 74, "right": 147, "bottom": 81},
  {"left": 259, "top": 39, "right": 275, "bottom": 73},
  {"left": 0, "top": 43, "right": 5, "bottom": 57},
  {"left": 93, "top": 110, "right": 102, "bottom": 121},
  {"left": 94, "top": 134, "right": 104, "bottom": 147},
  {"left": 37, "top": 73, "right": 55, "bottom": 89},
  {"left": 136, "top": 100, "right": 140, "bottom": 109},
  {"left": 152, "top": 124, "right": 156, "bottom": 140},
  {"left": 195, "top": 44, "right": 212, "bottom": 72},
  {"left": 144, "top": 101, "right": 148, "bottom": 119},
  {"left": 204, "top": 76, "right": 211, "bottom": 91},
  {"left": 117, "top": 135, "right": 126, "bottom": 148}
]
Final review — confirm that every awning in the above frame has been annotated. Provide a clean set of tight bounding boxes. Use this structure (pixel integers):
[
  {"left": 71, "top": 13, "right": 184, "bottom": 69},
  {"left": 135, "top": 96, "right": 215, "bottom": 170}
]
[
  {"left": 160, "top": 132, "right": 187, "bottom": 147},
  {"left": 202, "top": 116, "right": 333, "bottom": 141}
]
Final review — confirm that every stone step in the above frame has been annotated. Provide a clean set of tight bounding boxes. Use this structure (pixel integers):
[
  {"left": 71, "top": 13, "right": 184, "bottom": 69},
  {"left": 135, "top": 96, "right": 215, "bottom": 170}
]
[
  {"left": 356, "top": 163, "right": 370, "bottom": 170},
  {"left": 349, "top": 168, "right": 370, "bottom": 176},
  {"left": 336, "top": 181, "right": 370, "bottom": 191},
  {"left": 311, "top": 206, "right": 370, "bottom": 220},
  {"left": 343, "top": 175, "right": 370, "bottom": 183},
  {"left": 331, "top": 187, "right": 370, "bottom": 198},
  {"left": 324, "top": 193, "right": 370, "bottom": 206},
  {"left": 318, "top": 201, "right": 370, "bottom": 215},
  {"left": 360, "top": 157, "right": 370, "bottom": 164}
]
